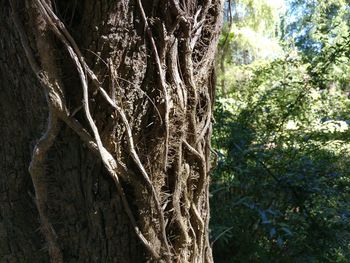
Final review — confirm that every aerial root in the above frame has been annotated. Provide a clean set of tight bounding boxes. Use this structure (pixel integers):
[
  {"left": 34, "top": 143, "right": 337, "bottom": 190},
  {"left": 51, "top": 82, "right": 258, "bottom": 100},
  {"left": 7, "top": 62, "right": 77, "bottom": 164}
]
[{"left": 28, "top": 111, "right": 63, "bottom": 263}]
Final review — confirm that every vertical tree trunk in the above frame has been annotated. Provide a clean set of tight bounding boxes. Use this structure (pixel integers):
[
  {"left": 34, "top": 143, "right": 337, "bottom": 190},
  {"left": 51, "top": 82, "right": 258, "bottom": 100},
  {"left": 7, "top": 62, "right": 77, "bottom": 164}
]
[{"left": 1, "top": 0, "right": 223, "bottom": 262}]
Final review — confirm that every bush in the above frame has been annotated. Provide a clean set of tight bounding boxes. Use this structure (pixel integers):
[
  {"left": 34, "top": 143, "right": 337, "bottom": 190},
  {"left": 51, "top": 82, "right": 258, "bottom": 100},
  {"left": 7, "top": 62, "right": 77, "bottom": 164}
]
[{"left": 211, "top": 50, "right": 350, "bottom": 262}]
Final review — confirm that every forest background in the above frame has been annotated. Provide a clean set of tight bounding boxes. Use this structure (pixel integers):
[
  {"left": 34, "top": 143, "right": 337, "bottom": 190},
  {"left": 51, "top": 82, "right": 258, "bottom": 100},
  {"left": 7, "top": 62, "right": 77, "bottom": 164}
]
[{"left": 210, "top": 0, "right": 350, "bottom": 262}]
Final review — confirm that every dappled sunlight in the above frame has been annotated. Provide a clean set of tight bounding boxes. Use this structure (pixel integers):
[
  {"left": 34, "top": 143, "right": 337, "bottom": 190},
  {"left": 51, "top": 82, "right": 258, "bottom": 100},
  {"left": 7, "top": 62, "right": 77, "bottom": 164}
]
[
  {"left": 231, "top": 26, "right": 284, "bottom": 59},
  {"left": 212, "top": 0, "right": 350, "bottom": 262}
]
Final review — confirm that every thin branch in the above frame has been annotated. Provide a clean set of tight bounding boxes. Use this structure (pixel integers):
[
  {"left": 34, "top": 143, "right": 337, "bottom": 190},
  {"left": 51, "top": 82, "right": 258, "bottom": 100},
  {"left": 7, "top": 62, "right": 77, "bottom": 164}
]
[
  {"left": 180, "top": 21, "right": 198, "bottom": 142},
  {"left": 109, "top": 66, "right": 163, "bottom": 125},
  {"left": 172, "top": 142, "right": 190, "bottom": 247},
  {"left": 13, "top": 0, "right": 159, "bottom": 259},
  {"left": 35, "top": 1, "right": 160, "bottom": 258},
  {"left": 190, "top": 203, "right": 205, "bottom": 254},
  {"left": 210, "top": 226, "right": 234, "bottom": 246},
  {"left": 182, "top": 140, "right": 206, "bottom": 206},
  {"left": 137, "top": 0, "right": 170, "bottom": 173},
  {"left": 102, "top": 72, "right": 171, "bottom": 260},
  {"left": 196, "top": 93, "right": 212, "bottom": 144},
  {"left": 59, "top": 110, "right": 161, "bottom": 260},
  {"left": 182, "top": 139, "right": 207, "bottom": 259}
]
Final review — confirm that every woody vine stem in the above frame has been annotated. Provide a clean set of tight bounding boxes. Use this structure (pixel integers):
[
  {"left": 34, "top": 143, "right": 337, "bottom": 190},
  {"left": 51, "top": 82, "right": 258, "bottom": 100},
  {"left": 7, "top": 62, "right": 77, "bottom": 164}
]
[{"left": 10, "top": 0, "right": 223, "bottom": 262}]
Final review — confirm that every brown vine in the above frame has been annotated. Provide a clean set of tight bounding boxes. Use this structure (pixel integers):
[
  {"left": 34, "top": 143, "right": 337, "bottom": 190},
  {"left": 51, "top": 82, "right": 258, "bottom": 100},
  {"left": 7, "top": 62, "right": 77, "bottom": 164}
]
[{"left": 11, "top": 0, "right": 223, "bottom": 262}]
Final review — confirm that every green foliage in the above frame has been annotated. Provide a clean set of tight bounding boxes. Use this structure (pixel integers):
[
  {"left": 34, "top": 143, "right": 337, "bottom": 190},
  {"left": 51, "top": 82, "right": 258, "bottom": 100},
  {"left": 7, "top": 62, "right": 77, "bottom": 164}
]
[
  {"left": 220, "top": 0, "right": 285, "bottom": 63},
  {"left": 211, "top": 29, "right": 350, "bottom": 262},
  {"left": 218, "top": 0, "right": 286, "bottom": 97},
  {"left": 285, "top": 0, "right": 350, "bottom": 58}
]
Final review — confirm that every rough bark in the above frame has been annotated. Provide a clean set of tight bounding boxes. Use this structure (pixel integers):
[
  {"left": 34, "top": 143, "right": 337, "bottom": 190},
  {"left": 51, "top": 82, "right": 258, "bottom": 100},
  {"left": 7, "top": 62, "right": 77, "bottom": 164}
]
[{"left": 1, "top": 0, "right": 223, "bottom": 262}]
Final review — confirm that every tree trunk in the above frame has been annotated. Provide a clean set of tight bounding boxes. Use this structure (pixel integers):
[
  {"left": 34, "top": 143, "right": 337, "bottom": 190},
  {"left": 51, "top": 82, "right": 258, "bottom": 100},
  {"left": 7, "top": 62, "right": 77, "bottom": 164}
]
[{"left": 0, "top": 0, "right": 223, "bottom": 262}]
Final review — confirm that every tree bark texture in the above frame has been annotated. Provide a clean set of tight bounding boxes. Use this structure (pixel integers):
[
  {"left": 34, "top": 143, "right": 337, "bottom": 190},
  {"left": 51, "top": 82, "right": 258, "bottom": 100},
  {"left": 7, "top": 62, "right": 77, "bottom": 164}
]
[{"left": 1, "top": 0, "right": 223, "bottom": 262}]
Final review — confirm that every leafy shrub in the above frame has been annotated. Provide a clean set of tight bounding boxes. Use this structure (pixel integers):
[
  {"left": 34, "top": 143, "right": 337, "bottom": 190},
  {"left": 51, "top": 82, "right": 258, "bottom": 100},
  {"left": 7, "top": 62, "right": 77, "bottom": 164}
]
[{"left": 211, "top": 50, "right": 350, "bottom": 262}]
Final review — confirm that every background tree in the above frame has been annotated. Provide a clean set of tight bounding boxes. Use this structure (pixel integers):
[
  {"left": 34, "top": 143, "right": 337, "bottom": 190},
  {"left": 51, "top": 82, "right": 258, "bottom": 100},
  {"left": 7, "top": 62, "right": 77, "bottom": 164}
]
[
  {"left": 217, "top": 0, "right": 285, "bottom": 95},
  {"left": 0, "top": 0, "right": 223, "bottom": 262},
  {"left": 285, "top": 0, "right": 350, "bottom": 58}
]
